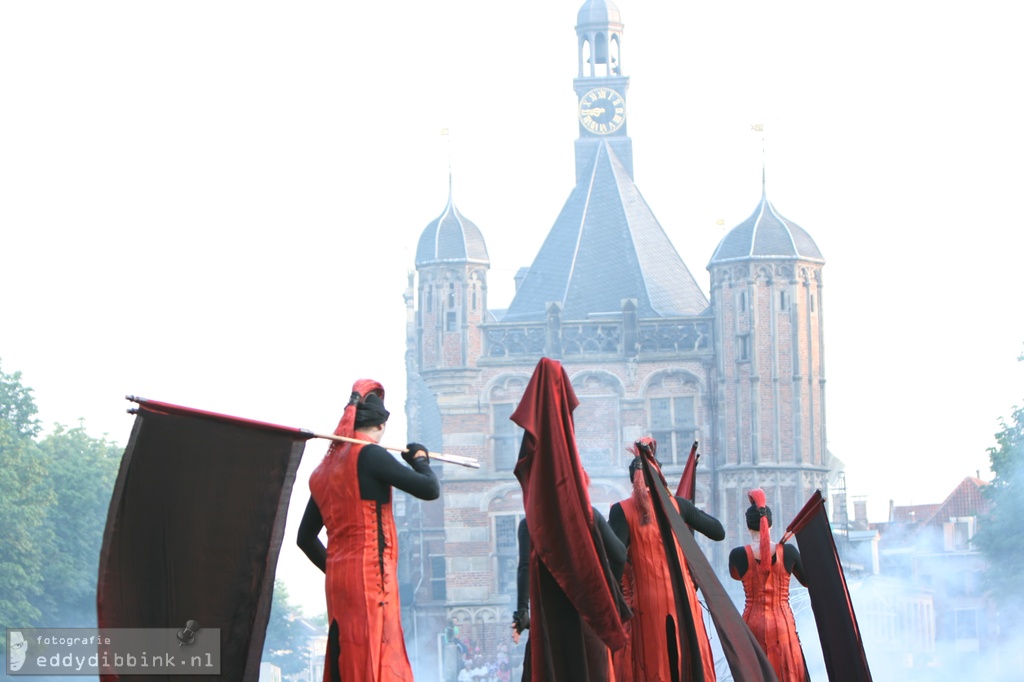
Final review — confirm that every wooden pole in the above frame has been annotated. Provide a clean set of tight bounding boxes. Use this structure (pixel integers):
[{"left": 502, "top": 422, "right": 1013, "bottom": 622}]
[{"left": 313, "top": 433, "right": 480, "bottom": 469}]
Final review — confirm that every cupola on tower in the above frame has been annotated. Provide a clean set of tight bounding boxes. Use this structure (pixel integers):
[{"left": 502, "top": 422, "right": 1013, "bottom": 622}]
[{"left": 413, "top": 178, "right": 490, "bottom": 373}]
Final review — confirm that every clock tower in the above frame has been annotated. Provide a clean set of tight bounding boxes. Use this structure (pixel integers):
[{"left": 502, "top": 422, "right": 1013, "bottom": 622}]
[{"left": 574, "top": 0, "right": 633, "bottom": 182}]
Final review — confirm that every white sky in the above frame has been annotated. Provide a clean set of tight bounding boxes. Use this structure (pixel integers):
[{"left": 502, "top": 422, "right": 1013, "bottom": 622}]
[{"left": 2, "top": 1, "right": 1022, "bottom": 616}]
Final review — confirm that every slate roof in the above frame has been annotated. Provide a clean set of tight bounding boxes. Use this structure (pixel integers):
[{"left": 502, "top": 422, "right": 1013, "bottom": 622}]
[
  {"left": 502, "top": 140, "right": 709, "bottom": 322},
  {"left": 415, "top": 183, "right": 489, "bottom": 268},
  {"left": 708, "top": 188, "right": 824, "bottom": 266}
]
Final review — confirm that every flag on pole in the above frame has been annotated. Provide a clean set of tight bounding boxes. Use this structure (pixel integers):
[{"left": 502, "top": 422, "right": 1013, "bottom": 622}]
[
  {"left": 786, "top": 490, "right": 874, "bottom": 681},
  {"left": 97, "top": 398, "right": 311, "bottom": 682},
  {"left": 675, "top": 440, "right": 699, "bottom": 500}
]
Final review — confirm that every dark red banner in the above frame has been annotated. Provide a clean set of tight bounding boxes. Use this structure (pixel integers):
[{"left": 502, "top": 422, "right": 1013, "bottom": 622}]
[{"left": 97, "top": 400, "right": 309, "bottom": 681}]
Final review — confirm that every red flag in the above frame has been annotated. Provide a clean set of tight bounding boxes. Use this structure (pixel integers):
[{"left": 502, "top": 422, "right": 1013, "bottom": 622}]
[
  {"left": 98, "top": 398, "right": 309, "bottom": 681},
  {"left": 786, "top": 491, "right": 873, "bottom": 681},
  {"left": 676, "top": 440, "right": 700, "bottom": 500},
  {"left": 512, "top": 358, "right": 629, "bottom": 662}
]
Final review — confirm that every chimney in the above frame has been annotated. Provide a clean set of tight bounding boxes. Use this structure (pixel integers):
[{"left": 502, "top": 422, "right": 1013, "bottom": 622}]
[{"left": 854, "top": 499, "right": 868, "bottom": 524}]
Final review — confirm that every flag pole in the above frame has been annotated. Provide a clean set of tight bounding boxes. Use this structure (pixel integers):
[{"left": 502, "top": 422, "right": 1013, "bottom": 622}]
[{"left": 313, "top": 433, "right": 481, "bottom": 469}]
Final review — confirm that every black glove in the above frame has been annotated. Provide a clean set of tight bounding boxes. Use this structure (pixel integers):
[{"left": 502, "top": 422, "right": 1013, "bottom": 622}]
[
  {"left": 403, "top": 442, "right": 428, "bottom": 465},
  {"left": 512, "top": 609, "right": 530, "bottom": 634}
]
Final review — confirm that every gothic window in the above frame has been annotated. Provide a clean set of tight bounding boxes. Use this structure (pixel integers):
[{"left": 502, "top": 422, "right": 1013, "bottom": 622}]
[
  {"left": 446, "top": 311, "right": 457, "bottom": 332},
  {"left": 810, "top": 294, "right": 816, "bottom": 312},
  {"left": 649, "top": 396, "right": 697, "bottom": 465},
  {"left": 472, "top": 286, "right": 477, "bottom": 311},
  {"left": 780, "top": 291, "right": 788, "bottom": 311},
  {"left": 492, "top": 403, "right": 522, "bottom": 471},
  {"left": 425, "top": 288, "right": 433, "bottom": 313},
  {"left": 739, "top": 291, "right": 747, "bottom": 313},
  {"left": 431, "top": 555, "right": 447, "bottom": 601},
  {"left": 448, "top": 283, "right": 456, "bottom": 309}
]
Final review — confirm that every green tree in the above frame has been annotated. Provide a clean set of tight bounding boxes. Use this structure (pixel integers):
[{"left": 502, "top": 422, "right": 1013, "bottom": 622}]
[
  {"left": 0, "top": 419, "right": 54, "bottom": 628},
  {"left": 35, "top": 423, "right": 122, "bottom": 625},
  {"left": 975, "top": 350, "right": 1024, "bottom": 609},
  {"left": 0, "top": 363, "right": 53, "bottom": 631},
  {"left": 0, "top": 359, "right": 41, "bottom": 438}
]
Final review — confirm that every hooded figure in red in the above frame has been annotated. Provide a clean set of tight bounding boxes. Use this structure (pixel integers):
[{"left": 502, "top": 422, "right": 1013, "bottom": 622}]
[
  {"left": 511, "top": 358, "right": 631, "bottom": 681},
  {"left": 298, "top": 380, "right": 440, "bottom": 682},
  {"left": 608, "top": 439, "right": 725, "bottom": 682},
  {"left": 729, "top": 489, "right": 809, "bottom": 682}
]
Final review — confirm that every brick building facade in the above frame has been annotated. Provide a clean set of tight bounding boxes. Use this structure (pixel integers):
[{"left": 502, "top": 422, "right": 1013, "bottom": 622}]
[{"left": 396, "top": 0, "right": 837, "bottom": 674}]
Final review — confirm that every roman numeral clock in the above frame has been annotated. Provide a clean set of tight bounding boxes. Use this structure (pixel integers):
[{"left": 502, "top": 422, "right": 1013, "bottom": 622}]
[{"left": 577, "top": 87, "right": 626, "bottom": 135}]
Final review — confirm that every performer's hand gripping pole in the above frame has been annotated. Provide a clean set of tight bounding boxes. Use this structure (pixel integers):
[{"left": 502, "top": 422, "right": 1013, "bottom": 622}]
[{"left": 314, "top": 433, "right": 481, "bottom": 469}]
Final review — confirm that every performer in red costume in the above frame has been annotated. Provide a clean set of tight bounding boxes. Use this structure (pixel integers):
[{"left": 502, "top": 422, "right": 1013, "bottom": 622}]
[
  {"left": 608, "top": 438, "right": 725, "bottom": 682},
  {"left": 297, "top": 380, "right": 440, "bottom": 682},
  {"left": 729, "top": 489, "right": 809, "bottom": 682},
  {"left": 511, "top": 358, "right": 631, "bottom": 682}
]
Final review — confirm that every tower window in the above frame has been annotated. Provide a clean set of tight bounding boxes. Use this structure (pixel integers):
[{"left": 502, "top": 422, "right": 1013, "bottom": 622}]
[
  {"left": 739, "top": 291, "right": 747, "bottom": 313},
  {"left": 446, "top": 311, "right": 457, "bottom": 331},
  {"left": 780, "top": 291, "right": 788, "bottom": 311},
  {"left": 810, "top": 294, "right": 816, "bottom": 312},
  {"left": 448, "top": 283, "right": 456, "bottom": 309},
  {"left": 472, "top": 287, "right": 477, "bottom": 311},
  {"left": 737, "top": 334, "right": 750, "bottom": 362},
  {"left": 425, "top": 288, "right": 433, "bottom": 313}
]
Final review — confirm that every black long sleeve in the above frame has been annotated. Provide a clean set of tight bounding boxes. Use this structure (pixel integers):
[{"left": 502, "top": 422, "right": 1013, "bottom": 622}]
[
  {"left": 357, "top": 444, "right": 439, "bottom": 502},
  {"left": 675, "top": 496, "right": 725, "bottom": 541},
  {"left": 608, "top": 502, "right": 629, "bottom": 547},
  {"left": 297, "top": 496, "right": 327, "bottom": 573},
  {"left": 594, "top": 508, "right": 626, "bottom": 583}
]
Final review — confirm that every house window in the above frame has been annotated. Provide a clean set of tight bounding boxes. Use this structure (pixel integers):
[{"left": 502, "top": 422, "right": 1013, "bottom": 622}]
[
  {"left": 431, "top": 555, "right": 447, "bottom": 601},
  {"left": 495, "top": 514, "right": 523, "bottom": 600},
  {"left": 955, "top": 608, "right": 978, "bottom": 640},
  {"left": 649, "top": 396, "right": 697, "bottom": 465},
  {"left": 492, "top": 403, "right": 522, "bottom": 471}
]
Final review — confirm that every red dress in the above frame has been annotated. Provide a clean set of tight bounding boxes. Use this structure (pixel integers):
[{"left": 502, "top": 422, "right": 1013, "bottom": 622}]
[
  {"left": 308, "top": 442, "right": 412, "bottom": 681},
  {"left": 619, "top": 497, "right": 716, "bottom": 682},
  {"left": 739, "top": 544, "right": 807, "bottom": 682}
]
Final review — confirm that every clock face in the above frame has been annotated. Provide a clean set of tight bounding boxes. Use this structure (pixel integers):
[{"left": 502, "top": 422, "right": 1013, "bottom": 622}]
[{"left": 578, "top": 88, "right": 626, "bottom": 135}]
